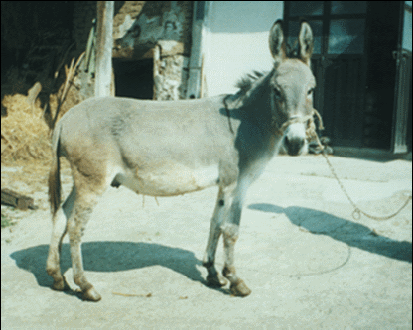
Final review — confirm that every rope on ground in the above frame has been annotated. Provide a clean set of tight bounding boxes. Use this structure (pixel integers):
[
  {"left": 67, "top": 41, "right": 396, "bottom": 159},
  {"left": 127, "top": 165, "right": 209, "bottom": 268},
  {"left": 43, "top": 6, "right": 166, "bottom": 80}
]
[
  {"left": 282, "top": 108, "right": 412, "bottom": 221},
  {"left": 321, "top": 151, "right": 412, "bottom": 221}
]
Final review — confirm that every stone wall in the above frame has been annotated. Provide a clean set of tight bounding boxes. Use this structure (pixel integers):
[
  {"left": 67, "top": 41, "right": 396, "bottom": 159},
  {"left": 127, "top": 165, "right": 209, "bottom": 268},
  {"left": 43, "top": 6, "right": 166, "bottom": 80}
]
[
  {"left": 73, "top": 1, "right": 193, "bottom": 100},
  {"left": 153, "top": 42, "right": 189, "bottom": 100}
]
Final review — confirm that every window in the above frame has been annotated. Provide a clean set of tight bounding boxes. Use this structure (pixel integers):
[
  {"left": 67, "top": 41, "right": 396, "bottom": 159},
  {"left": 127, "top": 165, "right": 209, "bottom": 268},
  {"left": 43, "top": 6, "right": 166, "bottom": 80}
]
[{"left": 328, "top": 19, "right": 365, "bottom": 54}]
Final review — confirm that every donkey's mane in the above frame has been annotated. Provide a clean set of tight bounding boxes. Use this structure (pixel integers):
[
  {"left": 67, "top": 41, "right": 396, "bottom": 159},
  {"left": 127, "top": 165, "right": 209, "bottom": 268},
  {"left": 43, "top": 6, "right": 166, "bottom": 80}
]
[
  {"left": 235, "top": 71, "right": 268, "bottom": 96},
  {"left": 223, "top": 70, "right": 272, "bottom": 110}
]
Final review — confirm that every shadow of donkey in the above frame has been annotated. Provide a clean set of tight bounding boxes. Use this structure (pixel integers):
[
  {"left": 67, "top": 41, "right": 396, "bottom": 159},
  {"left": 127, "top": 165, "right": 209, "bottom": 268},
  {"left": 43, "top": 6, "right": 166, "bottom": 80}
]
[
  {"left": 10, "top": 241, "right": 231, "bottom": 298},
  {"left": 248, "top": 203, "right": 412, "bottom": 263}
]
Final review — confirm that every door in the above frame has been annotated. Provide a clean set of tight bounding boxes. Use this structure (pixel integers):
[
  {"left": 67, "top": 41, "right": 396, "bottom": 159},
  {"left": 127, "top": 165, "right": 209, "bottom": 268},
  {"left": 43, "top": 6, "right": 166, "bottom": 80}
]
[
  {"left": 391, "top": 1, "right": 412, "bottom": 154},
  {"left": 284, "top": 1, "right": 367, "bottom": 147}
]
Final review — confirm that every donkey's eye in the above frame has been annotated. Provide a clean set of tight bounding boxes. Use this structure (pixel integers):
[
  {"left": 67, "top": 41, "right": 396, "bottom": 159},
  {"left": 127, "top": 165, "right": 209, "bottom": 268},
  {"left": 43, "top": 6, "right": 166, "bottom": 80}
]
[{"left": 307, "top": 88, "right": 314, "bottom": 95}]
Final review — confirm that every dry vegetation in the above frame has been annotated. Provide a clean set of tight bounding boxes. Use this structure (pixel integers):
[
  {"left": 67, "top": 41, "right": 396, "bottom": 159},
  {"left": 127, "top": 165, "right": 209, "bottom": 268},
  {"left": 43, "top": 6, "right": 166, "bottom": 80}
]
[
  {"left": 1, "top": 90, "right": 72, "bottom": 211},
  {"left": 1, "top": 93, "right": 51, "bottom": 207},
  {"left": 1, "top": 93, "right": 51, "bottom": 162}
]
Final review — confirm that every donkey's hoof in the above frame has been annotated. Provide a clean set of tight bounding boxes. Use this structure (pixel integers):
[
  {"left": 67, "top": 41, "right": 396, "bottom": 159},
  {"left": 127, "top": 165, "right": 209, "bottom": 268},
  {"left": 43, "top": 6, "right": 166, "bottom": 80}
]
[
  {"left": 52, "top": 276, "right": 69, "bottom": 291},
  {"left": 206, "top": 274, "right": 228, "bottom": 287},
  {"left": 82, "top": 287, "right": 102, "bottom": 302},
  {"left": 230, "top": 280, "right": 251, "bottom": 297}
]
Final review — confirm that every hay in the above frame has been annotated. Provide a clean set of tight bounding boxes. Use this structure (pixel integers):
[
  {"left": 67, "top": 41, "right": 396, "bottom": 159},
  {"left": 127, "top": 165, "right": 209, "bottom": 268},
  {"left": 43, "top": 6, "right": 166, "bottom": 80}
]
[
  {"left": 1, "top": 53, "right": 95, "bottom": 165},
  {"left": 1, "top": 93, "right": 51, "bottom": 162}
]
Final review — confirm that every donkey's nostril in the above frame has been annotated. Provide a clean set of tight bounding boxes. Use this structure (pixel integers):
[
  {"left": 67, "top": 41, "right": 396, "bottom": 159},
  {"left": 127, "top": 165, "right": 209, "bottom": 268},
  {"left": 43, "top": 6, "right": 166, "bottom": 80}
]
[{"left": 284, "top": 136, "right": 305, "bottom": 156}]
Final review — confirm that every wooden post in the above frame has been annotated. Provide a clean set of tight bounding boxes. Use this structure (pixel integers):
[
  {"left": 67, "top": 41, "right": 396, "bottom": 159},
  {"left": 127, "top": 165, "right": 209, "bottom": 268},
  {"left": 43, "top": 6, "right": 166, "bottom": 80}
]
[
  {"left": 95, "top": 1, "right": 114, "bottom": 97},
  {"left": 186, "top": 2, "right": 209, "bottom": 99}
]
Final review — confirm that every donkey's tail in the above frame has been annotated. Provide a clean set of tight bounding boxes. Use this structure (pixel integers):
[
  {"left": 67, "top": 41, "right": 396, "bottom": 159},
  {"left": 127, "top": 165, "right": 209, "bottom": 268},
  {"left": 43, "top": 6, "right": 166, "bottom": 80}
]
[{"left": 48, "top": 123, "right": 62, "bottom": 216}]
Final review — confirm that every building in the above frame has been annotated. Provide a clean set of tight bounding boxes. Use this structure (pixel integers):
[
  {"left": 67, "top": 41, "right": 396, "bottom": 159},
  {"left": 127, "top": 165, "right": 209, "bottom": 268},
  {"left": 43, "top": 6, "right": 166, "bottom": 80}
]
[{"left": 1, "top": 1, "right": 411, "bottom": 154}]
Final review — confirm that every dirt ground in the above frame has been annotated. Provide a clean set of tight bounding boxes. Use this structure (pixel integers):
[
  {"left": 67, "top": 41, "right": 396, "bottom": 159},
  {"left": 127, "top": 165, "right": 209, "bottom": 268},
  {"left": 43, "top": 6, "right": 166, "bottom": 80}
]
[{"left": 2, "top": 154, "right": 412, "bottom": 329}]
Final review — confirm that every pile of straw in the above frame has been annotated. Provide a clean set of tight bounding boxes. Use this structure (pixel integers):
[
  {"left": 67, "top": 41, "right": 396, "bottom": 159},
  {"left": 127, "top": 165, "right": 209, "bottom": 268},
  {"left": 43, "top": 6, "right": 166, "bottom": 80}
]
[{"left": 1, "top": 94, "right": 51, "bottom": 162}]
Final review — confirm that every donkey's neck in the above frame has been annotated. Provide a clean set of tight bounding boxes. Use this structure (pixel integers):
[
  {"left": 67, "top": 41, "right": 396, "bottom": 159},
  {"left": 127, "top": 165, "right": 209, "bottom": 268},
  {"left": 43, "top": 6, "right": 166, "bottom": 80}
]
[
  {"left": 235, "top": 71, "right": 274, "bottom": 133},
  {"left": 229, "top": 71, "right": 282, "bottom": 162}
]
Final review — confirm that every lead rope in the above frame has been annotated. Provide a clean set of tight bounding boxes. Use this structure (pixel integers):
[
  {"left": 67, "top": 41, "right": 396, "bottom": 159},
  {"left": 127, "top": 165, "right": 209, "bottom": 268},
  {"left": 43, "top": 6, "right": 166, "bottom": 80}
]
[
  {"left": 284, "top": 109, "right": 412, "bottom": 221},
  {"left": 223, "top": 95, "right": 235, "bottom": 134},
  {"left": 321, "top": 150, "right": 412, "bottom": 220}
]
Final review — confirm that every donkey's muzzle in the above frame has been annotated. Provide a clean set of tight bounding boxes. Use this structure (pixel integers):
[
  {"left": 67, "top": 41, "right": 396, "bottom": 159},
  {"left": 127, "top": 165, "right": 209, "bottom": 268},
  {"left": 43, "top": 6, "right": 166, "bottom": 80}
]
[
  {"left": 283, "top": 122, "right": 307, "bottom": 156},
  {"left": 284, "top": 135, "right": 305, "bottom": 156}
]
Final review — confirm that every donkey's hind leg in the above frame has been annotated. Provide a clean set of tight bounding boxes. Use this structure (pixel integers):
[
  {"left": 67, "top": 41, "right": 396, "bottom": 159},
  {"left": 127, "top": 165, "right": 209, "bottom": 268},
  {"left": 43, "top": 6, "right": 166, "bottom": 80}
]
[
  {"left": 46, "top": 187, "right": 75, "bottom": 291},
  {"left": 66, "top": 165, "right": 110, "bottom": 302},
  {"left": 67, "top": 185, "right": 103, "bottom": 301}
]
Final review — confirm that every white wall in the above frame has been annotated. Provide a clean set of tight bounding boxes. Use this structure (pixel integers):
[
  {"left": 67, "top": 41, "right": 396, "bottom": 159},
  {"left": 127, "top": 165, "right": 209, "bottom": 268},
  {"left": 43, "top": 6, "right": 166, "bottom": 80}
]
[
  {"left": 202, "top": 1, "right": 283, "bottom": 96},
  {"left": 402, "top": 1, "right": 412, "bottom": 51}
]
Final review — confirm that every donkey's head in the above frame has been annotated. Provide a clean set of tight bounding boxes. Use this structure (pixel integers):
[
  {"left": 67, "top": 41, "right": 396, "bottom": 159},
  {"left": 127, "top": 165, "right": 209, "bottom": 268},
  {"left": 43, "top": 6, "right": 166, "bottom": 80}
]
[{"left": 269, "top": 20, "right": 315, "bottom": 156}]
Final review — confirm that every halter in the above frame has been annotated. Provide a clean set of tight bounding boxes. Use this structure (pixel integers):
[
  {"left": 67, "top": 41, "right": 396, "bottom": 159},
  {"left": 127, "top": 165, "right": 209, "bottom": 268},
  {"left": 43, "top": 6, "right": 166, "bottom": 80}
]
[
  {"left": 223, "top": 92, "right": 324, "bottom": 144},
  {"left": 273, "top": 108, "right": 325, "bottom": 145}
]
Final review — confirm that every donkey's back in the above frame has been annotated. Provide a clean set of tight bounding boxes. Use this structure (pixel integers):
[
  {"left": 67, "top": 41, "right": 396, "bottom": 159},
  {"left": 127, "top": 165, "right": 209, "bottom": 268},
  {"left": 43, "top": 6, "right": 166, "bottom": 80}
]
[{"left": 53, "top": 95, "right": 239, "bottom": 200}]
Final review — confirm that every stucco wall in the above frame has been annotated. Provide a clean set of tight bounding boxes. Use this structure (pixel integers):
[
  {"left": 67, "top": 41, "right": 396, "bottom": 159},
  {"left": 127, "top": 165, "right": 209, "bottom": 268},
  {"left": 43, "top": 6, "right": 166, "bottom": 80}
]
[
  {"left": 202, "top": 1, "right": 283, "bottom": 97},
  {"left": 112, "top": 1, "right": 192, "bottom": 59},
  {"left": 72, "top": 1, "right": 284, "bottom": 100}
]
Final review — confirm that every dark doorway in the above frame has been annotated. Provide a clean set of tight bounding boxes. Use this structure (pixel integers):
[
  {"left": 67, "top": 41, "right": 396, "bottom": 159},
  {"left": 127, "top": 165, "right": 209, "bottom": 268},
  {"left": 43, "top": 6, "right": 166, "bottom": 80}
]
[
  {"left": 113, "top": 58, "right": 153, "bottom": 99},
  {"left": 284, "top": 1, "right": 404, "bottom": 150},
  {"left": 284, "top": 1, "right": 368, "bottom": 148},
  {"left": 365, "top": 2, "right": 401, "bottom": 150}
]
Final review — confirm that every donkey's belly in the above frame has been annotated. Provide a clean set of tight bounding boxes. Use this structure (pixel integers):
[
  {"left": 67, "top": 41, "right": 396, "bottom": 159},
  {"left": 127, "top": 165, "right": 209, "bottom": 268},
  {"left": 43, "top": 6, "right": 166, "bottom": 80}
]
[{"left": 114, "top": 164, "right": 219, "bottom": 196}]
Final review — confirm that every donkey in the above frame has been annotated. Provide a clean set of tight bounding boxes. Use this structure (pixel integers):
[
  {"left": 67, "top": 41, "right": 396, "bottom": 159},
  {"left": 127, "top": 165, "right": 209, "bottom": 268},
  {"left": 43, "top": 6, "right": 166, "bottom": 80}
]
[{"left": 46, "top": 20, "right": 316, "bottom": 301}]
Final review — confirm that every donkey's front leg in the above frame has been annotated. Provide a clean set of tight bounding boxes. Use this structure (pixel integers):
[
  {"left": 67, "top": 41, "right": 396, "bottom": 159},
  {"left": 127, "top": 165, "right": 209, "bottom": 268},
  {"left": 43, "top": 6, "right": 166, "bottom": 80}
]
[
  {"left": 203, "top": 187, "right": 229, "bottom": 288},
  {"left": 221, "top": 199, "right": 252, "bottom": 297}
]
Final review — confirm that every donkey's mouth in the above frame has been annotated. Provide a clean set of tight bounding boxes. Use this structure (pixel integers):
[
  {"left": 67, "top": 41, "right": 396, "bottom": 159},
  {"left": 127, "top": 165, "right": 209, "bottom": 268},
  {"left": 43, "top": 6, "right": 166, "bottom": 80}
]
[{"left": 284, "top": 136, "right": 306, "bottom": 156}]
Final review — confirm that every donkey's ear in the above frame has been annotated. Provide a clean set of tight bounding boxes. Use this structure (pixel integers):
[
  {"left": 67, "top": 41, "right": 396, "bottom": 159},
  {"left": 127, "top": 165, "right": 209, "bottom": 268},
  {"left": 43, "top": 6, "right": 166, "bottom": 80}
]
[
  {"left": 298, "top": 21, "right": 314, "bottom": 65},
  {"left": 269, "top": 20, "right": 286, "bottom": 64}
]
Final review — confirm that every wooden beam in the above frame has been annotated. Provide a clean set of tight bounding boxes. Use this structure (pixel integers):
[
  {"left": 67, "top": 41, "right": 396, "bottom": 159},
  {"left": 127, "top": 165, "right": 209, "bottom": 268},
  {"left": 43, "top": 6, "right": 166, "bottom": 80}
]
[
  {"left": 186, "top": 1, "right": 209, "bottom": 99},
  {"left": 1, "top": 189, "right": 36, "bottom": 210},
  {"left": 95, "top": 1, "right": 114, "bottom": 97}
]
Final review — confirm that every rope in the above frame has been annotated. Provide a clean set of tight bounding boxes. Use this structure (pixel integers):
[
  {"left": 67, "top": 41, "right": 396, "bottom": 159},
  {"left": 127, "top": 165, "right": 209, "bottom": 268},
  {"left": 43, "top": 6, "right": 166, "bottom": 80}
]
[
  {"left": 321, "top": 152, "right": 412, "bottom": 220},
  {"left": 274, "top": 108, "right": 324, "bottom": 138},
  {"left": 223, "top": 95, "right": 235, "bottom": 134},
  {"left": 277, "top": 109, "right": 412, "bottom": 221}
]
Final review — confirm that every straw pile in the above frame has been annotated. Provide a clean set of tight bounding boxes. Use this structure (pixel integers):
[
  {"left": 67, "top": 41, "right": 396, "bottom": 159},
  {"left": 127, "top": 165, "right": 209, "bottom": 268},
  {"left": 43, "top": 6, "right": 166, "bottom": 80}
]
[{"left": 1, "top": 93, "right": 52, "bottom": 163}]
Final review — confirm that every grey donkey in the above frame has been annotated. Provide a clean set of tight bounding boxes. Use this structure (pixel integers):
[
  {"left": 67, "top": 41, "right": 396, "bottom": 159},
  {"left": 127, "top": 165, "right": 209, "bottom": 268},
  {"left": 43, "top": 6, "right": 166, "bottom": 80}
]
[{"left": 47, "top": 20, "right": 316, "bottom": 301}]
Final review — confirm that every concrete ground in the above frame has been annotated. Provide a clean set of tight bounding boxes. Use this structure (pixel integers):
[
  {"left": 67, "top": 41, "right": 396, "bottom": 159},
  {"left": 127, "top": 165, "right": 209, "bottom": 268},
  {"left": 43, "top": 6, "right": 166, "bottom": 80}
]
[{"left": 1, "top": 154, "right": 412, "bottom": 329}]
